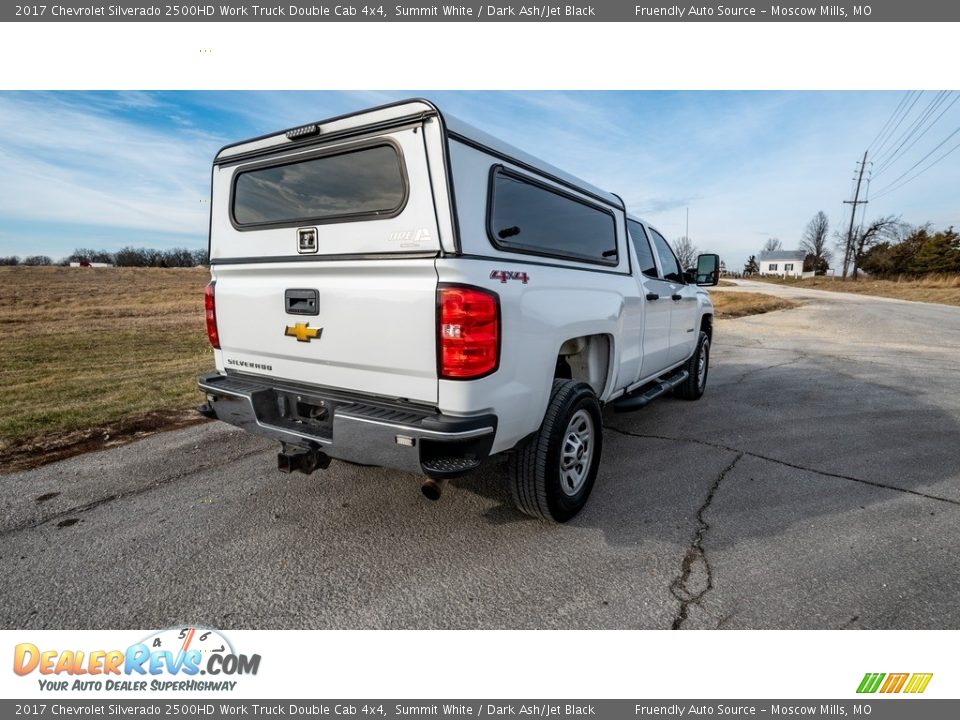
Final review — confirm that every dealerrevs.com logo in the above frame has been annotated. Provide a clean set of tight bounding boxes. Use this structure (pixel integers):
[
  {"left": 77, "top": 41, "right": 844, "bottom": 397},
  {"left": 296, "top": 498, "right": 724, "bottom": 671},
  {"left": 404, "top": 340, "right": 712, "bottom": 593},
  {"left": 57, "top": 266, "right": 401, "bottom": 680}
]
[{"left": 13, "top": 627, "right": 261, "bottom": 693}]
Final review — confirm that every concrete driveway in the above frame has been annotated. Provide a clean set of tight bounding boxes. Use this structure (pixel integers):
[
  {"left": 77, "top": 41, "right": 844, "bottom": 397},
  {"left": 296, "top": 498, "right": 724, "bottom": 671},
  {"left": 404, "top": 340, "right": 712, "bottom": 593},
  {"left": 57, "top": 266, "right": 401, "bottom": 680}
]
[{"left": 2, "top": 280, "right": 959, "bottom": 629}]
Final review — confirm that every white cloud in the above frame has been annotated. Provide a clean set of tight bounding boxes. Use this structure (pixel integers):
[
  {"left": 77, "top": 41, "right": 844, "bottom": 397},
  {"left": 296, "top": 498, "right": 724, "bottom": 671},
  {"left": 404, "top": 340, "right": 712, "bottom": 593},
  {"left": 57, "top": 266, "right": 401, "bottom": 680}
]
[{"left": 0, "top": 94, "right": 221, "bottom": 237}]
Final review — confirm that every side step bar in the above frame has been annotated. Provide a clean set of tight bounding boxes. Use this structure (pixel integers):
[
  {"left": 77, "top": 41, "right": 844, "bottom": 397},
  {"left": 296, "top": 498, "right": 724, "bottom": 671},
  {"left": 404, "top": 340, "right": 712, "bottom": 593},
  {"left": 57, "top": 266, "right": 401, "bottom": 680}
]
[{"left": 613, "top": 369, "right": 689, "bottom": 413}]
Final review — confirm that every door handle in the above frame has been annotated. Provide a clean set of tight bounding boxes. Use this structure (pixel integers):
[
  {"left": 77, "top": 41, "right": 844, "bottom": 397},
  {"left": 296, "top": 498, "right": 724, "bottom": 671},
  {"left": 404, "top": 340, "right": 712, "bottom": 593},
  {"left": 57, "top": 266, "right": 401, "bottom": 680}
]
[
  {"left": 645, "top": 293, "right": 660, "bottom": 301},
  {"left": 671, "top": 294, "right": 683, "bottom": 301}
]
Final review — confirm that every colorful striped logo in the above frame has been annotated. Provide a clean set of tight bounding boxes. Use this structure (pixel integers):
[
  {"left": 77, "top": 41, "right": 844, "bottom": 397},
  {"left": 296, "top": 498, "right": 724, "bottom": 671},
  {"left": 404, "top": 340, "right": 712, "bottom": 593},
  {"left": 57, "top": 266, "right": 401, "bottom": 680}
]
[{"left": 857, "top": 672, "right": 933, "bottom": 694}]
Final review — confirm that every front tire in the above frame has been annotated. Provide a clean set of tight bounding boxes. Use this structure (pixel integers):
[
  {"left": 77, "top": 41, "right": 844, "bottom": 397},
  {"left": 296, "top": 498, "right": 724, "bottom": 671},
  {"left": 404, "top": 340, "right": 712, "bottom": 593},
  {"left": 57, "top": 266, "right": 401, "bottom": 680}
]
[
  {"left": 509, "top": 379, "right": 603, "bottom": 522},
  {"left": 675, "top": 330, "right": 710, "bottom": 400}
]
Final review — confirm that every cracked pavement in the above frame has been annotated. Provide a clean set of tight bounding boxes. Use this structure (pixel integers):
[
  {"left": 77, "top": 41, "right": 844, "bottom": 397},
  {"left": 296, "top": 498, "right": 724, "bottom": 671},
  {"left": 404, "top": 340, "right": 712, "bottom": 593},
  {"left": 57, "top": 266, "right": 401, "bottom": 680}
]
[{"left": 1, "top": 279, "right": 959, "bottom": 629}]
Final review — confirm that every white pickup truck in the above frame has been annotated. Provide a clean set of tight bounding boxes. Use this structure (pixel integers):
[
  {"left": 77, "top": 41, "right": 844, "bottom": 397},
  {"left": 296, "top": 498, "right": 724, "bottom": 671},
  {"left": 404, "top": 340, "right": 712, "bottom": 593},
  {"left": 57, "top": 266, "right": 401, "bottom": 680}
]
[{"left": 198, "top": 99, "right": 719, "bottom": 522}]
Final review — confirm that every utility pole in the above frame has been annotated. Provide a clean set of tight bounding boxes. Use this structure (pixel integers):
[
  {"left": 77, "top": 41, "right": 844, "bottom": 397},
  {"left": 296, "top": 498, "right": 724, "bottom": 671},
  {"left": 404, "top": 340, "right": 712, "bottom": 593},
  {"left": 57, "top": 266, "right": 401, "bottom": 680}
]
[
  {"left": 842, "top": 151, "right": 869, "bottom": 279},
  {"left": 685, "top": 207, "right": 689, "bottom": 241}
]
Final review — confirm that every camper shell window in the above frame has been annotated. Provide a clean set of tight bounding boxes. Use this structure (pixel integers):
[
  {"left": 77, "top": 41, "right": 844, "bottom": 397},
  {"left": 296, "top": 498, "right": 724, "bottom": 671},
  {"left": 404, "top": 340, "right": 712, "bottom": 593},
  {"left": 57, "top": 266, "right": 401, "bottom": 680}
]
[
  {"left": 231, "top": 142, "right": 408, "bottom": 229},
  {"left": 486, "top": 166, "right": 618, "bottom": 266}
]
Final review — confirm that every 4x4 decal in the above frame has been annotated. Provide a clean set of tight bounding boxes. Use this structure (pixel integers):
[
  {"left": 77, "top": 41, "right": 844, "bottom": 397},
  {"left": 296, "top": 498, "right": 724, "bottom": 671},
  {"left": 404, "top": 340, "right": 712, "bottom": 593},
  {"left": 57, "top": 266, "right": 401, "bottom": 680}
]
[{"left": 490, "top": 269, "right": 529, "bottom": 284}]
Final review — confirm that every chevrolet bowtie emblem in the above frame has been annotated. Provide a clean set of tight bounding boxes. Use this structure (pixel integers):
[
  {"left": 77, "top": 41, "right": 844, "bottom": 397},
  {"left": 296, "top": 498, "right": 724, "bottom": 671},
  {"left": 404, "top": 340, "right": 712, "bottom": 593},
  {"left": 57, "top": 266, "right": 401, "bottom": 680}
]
[{"left": 284, "top": 322, "right": 322, "bottom": 343}]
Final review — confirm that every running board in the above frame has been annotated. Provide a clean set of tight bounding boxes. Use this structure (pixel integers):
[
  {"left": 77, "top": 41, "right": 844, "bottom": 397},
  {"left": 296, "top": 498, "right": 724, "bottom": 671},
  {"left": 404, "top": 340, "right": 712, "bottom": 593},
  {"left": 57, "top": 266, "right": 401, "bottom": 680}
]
[{"left": 612, "top": 369, "right": 689, "bottom": 413}]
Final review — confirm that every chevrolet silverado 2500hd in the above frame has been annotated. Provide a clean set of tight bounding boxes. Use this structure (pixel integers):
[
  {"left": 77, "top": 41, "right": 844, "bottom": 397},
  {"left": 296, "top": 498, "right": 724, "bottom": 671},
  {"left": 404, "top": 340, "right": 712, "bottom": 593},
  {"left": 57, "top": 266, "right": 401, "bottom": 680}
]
[{"left": 198, "top": 99, "right": 719, "bottom": 522}]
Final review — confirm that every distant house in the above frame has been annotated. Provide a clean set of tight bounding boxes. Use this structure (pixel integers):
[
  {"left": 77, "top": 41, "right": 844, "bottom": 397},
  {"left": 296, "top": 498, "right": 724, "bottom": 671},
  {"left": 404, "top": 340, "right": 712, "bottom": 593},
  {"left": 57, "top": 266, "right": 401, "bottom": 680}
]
[
  {"left": 69, "top": 261, "right": 114, "bottom": 268},
  {"left": 759, "top": 250, "right": 805, "bottom": 278}
]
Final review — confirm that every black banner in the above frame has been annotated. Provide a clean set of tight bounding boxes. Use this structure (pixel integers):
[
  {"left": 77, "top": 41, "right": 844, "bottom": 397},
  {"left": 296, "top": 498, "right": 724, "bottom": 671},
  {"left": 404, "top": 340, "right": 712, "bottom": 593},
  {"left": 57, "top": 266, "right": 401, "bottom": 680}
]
[{"left": 4, "top": 1, "right": 958, "bottom": 22}]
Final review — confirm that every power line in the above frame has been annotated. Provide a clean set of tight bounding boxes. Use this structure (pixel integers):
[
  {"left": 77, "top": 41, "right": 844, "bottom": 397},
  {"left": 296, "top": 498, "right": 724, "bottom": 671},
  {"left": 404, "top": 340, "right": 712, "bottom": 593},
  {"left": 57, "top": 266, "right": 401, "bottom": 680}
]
[
  {"left": 872, "top": 134, "right": 960, "bottom": 201},
  {"left": 872, "top": 91, "right": 950, "bottom": 170},
  {"left": 872, "top": 91, "right": 942, "bottom": 166},
  {"left": 871, "top": 122, "right": 960, "bottom": 197},
  {"left": 866, "top": 91, "right": 913, "bottom": 155},
  {"left": 873, "top": 92, "right": 959, "bottom": 178},
  {"left": 873, "top": 91, "right": 943, "bottom": 162},
  {"left": 871, "top": 91, "right": 922, "bottom": 159}
]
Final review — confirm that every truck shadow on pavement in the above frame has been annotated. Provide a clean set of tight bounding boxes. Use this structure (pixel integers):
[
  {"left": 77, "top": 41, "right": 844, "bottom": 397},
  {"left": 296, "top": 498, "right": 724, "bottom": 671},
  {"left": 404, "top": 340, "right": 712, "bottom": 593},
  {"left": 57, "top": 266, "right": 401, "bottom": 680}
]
[{"left": 456, "top": 356, "right": 960, "bottom": 567}]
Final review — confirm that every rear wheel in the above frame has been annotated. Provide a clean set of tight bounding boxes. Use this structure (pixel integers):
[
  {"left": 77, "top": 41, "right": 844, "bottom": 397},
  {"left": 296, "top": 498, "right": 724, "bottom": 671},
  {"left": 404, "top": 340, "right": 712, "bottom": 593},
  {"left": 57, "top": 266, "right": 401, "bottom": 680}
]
[
  {"left": 508, "top": 379, "right": 603, "bottom": 522},
  {"left": 675, "top": 331, "right": 710, "bottom": 400}
]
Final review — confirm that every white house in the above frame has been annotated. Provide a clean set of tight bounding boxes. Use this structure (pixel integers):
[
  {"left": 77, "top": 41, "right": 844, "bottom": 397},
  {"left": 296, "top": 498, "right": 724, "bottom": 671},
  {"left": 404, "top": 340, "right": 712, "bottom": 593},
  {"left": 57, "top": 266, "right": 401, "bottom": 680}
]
[{"left": 758, "top": 250, "right": 805, "bottom": 278}]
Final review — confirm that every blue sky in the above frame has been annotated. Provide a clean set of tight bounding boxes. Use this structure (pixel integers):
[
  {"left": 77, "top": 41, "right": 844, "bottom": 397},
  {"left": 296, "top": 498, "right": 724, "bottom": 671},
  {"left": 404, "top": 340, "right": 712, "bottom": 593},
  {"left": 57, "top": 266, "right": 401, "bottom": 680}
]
[{"left": 1, "top": 90, "right": 958, "bottom": 270}]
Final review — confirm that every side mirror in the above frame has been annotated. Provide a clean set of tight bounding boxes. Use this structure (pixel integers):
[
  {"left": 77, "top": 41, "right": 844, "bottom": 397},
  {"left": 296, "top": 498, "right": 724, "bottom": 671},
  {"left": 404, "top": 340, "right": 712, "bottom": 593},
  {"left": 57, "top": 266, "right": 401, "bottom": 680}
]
[{"left": 695, "top": 253, "right": 720, "bottom": 286}]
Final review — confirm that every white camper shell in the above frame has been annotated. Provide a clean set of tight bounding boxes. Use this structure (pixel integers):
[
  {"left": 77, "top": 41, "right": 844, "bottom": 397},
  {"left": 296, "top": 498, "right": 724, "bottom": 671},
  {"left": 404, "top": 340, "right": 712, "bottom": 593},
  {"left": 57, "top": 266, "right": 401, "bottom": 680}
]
[{"left": 200, "top": 99, "right": 719, "bottom": 522}]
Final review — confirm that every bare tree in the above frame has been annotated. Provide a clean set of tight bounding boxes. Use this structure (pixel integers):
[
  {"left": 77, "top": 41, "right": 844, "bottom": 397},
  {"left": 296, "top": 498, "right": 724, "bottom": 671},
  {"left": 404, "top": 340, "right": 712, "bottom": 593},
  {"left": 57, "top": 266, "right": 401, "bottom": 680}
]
[
  {"left": 851, "top": 216, "right": 904, "bottom": 279},
  {"left": 673, "top": 236, "right": 698, "bottom": 269},
  {"left": 115, "top": 247, "right": 148, "bottom": 267},
  {"left": 762, "top": 237, "right": 782, "bottom": 253},
  {"left": 163, "top": 247, "right": 196, "bottom": 267},
  {"left": 800, "top": 211, "right": 832, "bottom": 273}
]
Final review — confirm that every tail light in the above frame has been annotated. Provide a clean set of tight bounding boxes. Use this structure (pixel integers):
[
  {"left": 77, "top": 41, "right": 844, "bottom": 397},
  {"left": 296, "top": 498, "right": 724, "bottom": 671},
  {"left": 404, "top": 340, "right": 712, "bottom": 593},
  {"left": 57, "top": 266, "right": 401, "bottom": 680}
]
[
  {"left": 438, "top": 285, "right": 499, "bottom": 379},
  {"left": 204, "top": 281, "right": 220, "bottom": 349}
]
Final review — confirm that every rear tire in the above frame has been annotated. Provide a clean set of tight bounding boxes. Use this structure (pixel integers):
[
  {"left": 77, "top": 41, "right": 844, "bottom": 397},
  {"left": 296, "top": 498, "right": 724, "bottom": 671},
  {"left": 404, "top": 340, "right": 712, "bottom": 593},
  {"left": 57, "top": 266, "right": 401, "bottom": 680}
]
[
  {"left": 675, "top": 331, "right": 710, "bottom": 400},
  {"left": 508, "top": 379, "right": 603, "bottom": 522}
]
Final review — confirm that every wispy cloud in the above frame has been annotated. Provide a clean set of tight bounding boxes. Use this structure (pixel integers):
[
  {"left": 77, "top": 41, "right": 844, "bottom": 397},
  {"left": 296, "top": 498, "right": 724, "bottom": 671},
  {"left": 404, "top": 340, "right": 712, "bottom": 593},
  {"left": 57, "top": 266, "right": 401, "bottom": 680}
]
[
  {"left": 0, "top": 92, "right": 223, "bottom": 251},
  {"left": 1, "top": 90, "right": 958, "bottom": 267}
]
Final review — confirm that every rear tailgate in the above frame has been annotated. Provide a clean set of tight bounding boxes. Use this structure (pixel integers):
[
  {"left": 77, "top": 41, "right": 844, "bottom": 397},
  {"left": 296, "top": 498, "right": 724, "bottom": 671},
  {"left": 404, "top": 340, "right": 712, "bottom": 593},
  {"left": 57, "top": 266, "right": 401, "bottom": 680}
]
[{"left": 208, "top": 121, "right": 444, "bottom": 404}]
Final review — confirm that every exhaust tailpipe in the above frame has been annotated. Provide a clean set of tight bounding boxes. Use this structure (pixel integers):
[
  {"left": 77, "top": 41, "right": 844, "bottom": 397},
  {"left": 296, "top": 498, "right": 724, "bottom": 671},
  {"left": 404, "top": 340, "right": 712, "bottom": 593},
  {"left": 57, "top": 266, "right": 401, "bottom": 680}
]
[{"left": 421, "top": 478, "right": 447, "bottom": 501}]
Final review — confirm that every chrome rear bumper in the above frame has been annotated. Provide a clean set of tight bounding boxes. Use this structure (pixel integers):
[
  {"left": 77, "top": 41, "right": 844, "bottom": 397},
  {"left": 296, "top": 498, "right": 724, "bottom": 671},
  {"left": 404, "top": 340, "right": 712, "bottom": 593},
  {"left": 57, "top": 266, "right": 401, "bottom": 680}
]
[{"left": 197, "top": 372, "right": 496, "bottom": 478}]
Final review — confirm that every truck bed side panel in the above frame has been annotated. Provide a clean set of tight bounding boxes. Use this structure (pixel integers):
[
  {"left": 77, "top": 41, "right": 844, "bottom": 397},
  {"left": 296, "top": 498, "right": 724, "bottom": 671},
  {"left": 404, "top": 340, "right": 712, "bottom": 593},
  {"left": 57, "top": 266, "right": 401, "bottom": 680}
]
[{"left": 435, "top": 257, "right": 634, "bottom": 455}]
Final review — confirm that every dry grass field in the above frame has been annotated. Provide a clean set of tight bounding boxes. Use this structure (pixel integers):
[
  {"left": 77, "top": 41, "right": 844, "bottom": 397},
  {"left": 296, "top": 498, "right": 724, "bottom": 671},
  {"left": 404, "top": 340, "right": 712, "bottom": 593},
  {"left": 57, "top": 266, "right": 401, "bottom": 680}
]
[
  {"left": 711, "top": 290, "right": 799, "bottom": 318},
  {"left": 752, "top": 274, "right": 960, "bottom": 306},
  {"left": 0, "top": 267, "right": 798, "bottom": 471},
  {"left": 0, "top": 266, "right": 212, "bottom": 470}
]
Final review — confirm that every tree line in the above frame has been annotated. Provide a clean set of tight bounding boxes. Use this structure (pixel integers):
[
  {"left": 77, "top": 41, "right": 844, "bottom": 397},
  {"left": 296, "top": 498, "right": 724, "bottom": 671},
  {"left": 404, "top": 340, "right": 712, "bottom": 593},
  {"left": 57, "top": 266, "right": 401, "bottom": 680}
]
[
  {"left": 0, "top": 255, "right": 55, "bottom": 266},
  {"left": 858, "top": 226, "right": 960, "bottom": 276},
  {"left": 743, "top": 210, "right": 958, "bottom": 279},
  {"left": 832, "top": 215, "right": 958, "bottom": 279},
  {"left": 0, "top": 247, "right": 209, "bottom": 267}
]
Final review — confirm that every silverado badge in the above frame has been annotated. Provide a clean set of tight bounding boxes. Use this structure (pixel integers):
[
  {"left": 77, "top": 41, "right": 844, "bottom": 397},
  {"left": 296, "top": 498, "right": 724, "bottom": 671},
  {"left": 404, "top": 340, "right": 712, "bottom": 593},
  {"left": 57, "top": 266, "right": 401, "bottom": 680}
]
[{"left": 284, "top": 322, "right": 322, "bottom": 343}]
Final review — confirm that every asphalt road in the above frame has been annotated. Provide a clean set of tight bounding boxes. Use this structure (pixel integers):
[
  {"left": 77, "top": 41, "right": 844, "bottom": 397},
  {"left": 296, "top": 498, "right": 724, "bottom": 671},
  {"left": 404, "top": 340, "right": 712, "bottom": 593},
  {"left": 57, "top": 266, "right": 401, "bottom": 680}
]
[{"left": 2, "top": 280, "right": 959, "bottom": 629}]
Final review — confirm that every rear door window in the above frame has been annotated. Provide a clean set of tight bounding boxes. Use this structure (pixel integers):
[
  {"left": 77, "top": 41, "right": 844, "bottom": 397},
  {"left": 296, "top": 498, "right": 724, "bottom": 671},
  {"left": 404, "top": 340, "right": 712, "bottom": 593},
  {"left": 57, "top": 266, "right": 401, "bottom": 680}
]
[
  {"left": 627, "top": 220, "right": 659, "bottom": 278},
  {"left": 232, "top": 143, "right": 406, "bottom": 228}
]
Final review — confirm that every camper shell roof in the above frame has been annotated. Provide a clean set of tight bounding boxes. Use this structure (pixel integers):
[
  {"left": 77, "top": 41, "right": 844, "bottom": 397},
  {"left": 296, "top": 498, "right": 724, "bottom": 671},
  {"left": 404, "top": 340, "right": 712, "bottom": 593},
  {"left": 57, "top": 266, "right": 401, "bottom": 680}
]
[{"left": 214, "top": 98, "right": 624, "bottom": 211}]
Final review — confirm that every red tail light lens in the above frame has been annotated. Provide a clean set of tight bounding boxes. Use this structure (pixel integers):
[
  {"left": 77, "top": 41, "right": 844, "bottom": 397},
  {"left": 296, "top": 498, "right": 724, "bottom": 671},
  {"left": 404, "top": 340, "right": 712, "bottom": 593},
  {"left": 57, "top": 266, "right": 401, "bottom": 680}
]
[
  {"left": 204, "top": 281, "right": 220, "bottom": 349},
  {"left": 438, "top": 286, "right": 499, "bottom": 379}
]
